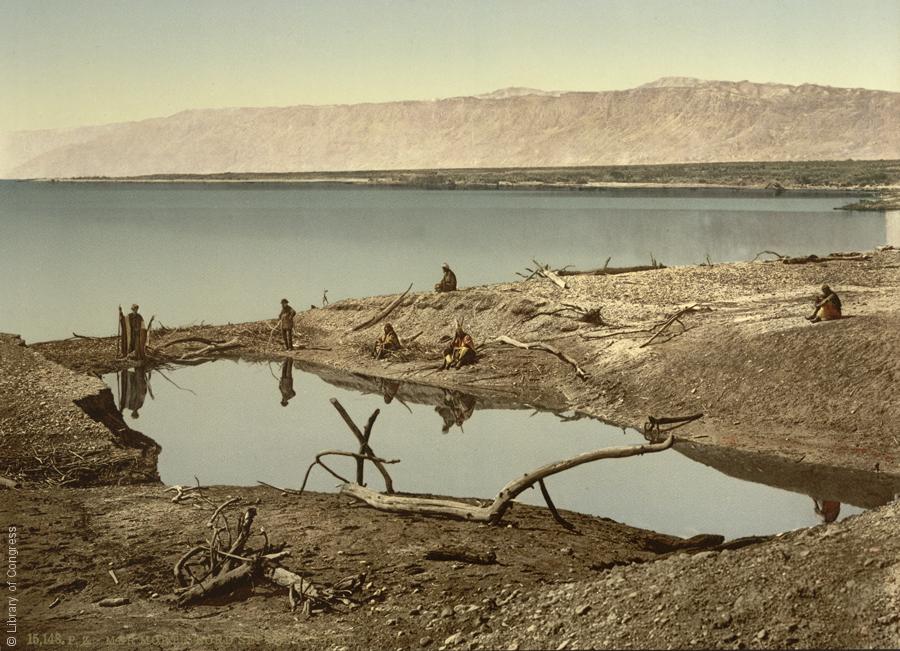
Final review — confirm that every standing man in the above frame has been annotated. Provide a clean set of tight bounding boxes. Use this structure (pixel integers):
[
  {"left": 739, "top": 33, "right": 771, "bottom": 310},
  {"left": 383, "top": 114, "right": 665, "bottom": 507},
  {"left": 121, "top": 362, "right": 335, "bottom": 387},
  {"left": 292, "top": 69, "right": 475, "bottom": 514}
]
[
  {"left": 279, "top": 298, "right": 297, "bottom": 350},
  {"left": 119, "top": 304, "right": 146, "bottom": 358}
]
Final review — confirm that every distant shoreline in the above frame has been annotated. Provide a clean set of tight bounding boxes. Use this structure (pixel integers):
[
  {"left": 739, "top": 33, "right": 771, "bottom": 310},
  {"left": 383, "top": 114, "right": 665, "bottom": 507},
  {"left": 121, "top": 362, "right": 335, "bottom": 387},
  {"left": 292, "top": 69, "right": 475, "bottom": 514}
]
[{"left": 15, "top": 159, "right": 900, "bottom": 208}]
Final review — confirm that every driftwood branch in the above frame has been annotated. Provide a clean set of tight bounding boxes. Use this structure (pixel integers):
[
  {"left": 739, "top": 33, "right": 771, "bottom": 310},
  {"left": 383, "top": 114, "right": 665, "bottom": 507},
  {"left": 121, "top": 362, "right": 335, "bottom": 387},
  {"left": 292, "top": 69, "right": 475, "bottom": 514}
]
[
  {"left": 751, "top": 250, "right": 786, "bottom": 262},
  {"left": 179, "top": 338, "right": 242, "bottom": 360},
  {"left": 556, "top": 262, "right": 664, "bottom": 276},
  {"left": 329, "top": 400, "right": 394, "bottom": 493},
  {"left": 174, "top": 500, "right": 370, "bottom": 611},
  {"left": 351, "top": 283, "right": 413, "bottom": 332},
  {"left": 639, "top": 305, "right": 699, "bottom": 348},
  {"left": 781, "top": 253, "right": 871, "bottom": 264},
  {"left": 158, "top": 336, "right": 227, "bottom": 349},
  {"left": 495, "top": 335, "right": 588, "bottom": 379},
  {"left": 341, "top": 435, "right": 674, "bottom": 525},
  {"left": 538, "top": 478, "right": 575, "bottom": 531}
]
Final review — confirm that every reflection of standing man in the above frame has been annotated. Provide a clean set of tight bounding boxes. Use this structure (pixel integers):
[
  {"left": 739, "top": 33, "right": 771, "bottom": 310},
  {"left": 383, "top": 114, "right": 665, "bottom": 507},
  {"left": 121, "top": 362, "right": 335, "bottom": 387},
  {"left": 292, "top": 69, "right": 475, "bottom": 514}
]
[
  {"left": 119, "top": 368, "right": 150, "bottom": 418},
  {"left": 278, "top": 298, "right": 297, "bottom": 350},
  {"left": 279, "top": 359, "right": 297, "bottom": 406}
]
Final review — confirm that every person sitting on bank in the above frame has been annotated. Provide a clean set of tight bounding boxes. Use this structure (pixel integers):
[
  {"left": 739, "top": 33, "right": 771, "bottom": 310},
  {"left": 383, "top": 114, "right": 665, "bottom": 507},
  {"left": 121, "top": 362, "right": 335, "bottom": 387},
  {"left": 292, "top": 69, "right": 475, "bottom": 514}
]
[
  {"left": 806, "top": 284, "right": 842, "bottom": 322},
  {"left": 442, "top": 321, "right": 476, "bottom": 370},
  {"left": 278, "top": 298, "right": 297, "bottom": 350},
  {"left": 434, "top": 262, "right": 457, "bottom": 293},
  {"left": 373, "top": 323, "right": 401, "bottom": 359}
]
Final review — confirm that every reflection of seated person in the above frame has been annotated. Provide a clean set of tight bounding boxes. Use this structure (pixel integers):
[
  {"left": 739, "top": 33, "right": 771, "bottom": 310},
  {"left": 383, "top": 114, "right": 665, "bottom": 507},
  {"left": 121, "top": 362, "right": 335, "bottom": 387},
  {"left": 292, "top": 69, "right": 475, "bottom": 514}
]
[
  {"left": 812, "top": 498, "right": 841, "bottom": 523},
  {"left": 379, "top": 379, "right": 401, "bottom": 404},
  {"left": 279, "top": 359, "right": 297, "bottom": 407},
  {"left": 119, "top": 368, "right": 150, "bottom": 419},
  {"left": 434, "top": 390, "right": 477, "bottom": 433}
]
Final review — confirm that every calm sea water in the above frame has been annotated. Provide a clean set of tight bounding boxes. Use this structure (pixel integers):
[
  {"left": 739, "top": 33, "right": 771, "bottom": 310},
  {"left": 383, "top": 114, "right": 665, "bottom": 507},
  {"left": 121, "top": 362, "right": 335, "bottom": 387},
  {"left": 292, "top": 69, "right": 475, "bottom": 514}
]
[
  {"left": 0, "top": 181, "right": 888, "bottom": 342},
  {"left": 101, "top": 360, "right": 888, "bottom": 540}
]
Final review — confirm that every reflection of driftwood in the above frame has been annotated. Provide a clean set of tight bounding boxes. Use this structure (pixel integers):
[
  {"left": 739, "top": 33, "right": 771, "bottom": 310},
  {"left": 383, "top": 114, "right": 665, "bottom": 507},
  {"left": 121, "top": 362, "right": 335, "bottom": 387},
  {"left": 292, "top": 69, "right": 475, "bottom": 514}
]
[
  {"left": 495, "top": 335, "right": 588, "bottom": 379},
  {"left": 639, "top": 305, "right": 699, "bottom": 348},
  {"left": 341, "top": 435, "right": 674, "bottom": 525},
  {"left": 643, "top": 413, "right": 704, "bottom": 439},
  {"left": 351, "top": 283, "right": 413, "bottom": 332}
]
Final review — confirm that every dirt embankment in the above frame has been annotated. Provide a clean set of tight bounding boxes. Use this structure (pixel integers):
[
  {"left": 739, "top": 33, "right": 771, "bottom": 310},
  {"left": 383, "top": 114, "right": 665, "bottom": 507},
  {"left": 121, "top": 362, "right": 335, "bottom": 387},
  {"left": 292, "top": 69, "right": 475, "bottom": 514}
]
[
  {"left": 0, "top": 333, "right": 158, "bottom": 486},
  {"left": 37, "top": 247, "right": 900, "bottom": 475}
]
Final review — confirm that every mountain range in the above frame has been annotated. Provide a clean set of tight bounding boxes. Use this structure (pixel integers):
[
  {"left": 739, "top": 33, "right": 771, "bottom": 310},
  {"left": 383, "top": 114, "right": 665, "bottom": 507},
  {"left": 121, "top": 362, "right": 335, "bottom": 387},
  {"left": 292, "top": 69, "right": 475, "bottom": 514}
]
[{"left": 2, "top": 77, "right": 898, "bottom": 178}]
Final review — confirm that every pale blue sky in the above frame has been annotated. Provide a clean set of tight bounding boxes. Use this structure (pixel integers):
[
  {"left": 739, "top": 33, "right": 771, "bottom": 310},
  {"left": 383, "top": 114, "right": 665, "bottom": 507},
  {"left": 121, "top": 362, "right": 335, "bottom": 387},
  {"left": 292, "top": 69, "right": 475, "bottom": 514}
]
[{"left": 1, "top": 0, "right": 898, "bottom": 132}]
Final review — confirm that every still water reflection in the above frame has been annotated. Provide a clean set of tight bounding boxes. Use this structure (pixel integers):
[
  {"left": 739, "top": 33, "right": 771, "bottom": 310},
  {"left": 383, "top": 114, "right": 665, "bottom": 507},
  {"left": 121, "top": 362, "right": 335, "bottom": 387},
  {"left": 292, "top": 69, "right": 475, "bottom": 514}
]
[{"left": 100, "top": 360, "right": 900, "bottom": 540}]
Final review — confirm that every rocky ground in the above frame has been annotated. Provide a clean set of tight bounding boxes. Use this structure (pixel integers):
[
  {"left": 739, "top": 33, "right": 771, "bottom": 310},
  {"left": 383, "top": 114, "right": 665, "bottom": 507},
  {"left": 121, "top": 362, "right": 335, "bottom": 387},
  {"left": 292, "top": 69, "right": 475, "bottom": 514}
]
[{"left": 4, "top": 247, "right": 900, "bottom": 649}]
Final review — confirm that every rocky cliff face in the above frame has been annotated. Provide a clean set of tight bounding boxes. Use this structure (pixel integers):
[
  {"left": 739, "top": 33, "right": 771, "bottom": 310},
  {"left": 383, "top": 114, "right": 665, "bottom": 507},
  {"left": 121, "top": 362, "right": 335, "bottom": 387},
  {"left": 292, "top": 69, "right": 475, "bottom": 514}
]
[{"left": 3, "top": 78, "right": 898, "bottom": 178}]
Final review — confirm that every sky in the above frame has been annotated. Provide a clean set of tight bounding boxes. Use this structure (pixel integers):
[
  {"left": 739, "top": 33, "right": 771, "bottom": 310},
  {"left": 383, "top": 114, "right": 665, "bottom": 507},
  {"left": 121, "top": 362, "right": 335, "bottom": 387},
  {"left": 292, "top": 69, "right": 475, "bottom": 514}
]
[{"left": 1, "top": 0, "right": 898, "bottom": 133}]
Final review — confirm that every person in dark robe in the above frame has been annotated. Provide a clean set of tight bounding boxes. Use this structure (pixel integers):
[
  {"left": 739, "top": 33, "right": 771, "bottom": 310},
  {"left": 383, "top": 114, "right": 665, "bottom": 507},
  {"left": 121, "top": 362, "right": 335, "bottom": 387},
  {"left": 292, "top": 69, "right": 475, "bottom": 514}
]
[
  {"left": 119, "top": 304, "right": 145, "bottom": 358},
  {"left": 434, "top": 263, "right": 457, "bottom": 292},
  {"left": 373, "top": 323, "right": 401, "bottom": 359},
  {"left": 441, "top": 321, "right": 476, "bottom": 369}
]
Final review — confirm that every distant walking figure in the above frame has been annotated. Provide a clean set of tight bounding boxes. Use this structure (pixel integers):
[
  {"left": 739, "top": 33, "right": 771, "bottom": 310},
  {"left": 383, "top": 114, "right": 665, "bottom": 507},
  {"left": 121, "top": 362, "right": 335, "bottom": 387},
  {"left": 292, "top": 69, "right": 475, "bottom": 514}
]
[
  {"left": 278, "top": 298, "right": 297, "bottom": 350},
  {"left": 322, "top": 289, "right": 329, "bottom": 306},
  {"left": 434, "top": 263, "right": 457, "bottom": 293},
  {"left": 806, "top": 284, "right": 842, "bottom": 322}
]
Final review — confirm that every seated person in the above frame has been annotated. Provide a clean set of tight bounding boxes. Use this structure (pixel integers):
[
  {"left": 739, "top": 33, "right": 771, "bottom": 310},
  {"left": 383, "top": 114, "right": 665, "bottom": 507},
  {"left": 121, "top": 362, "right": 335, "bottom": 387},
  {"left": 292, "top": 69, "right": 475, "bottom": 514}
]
[
  {"left": 806, "top": 284, "right": 842, "bottom": 322},
  {"left": 442, "top": 322, "right": 476, "bottom": 369},
  {"left": 373, "top": 323, "right": 401, "bottom": 359},
  {"left": 434, "top": 262, "right": 457, "bottom": 292}
]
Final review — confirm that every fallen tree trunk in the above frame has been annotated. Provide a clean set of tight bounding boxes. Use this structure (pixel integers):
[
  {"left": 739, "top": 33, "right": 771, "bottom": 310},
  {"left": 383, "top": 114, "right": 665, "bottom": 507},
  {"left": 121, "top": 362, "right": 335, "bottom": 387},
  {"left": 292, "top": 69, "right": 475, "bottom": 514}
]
[
  {"left": 495, "top": 335, "right": 588, "bottom": 379},
  {"left": 781, "top": 254, "right": 871, "bottom": 265},
  {"left": 341, "top": 435, "right": 674, "bottom": 525},
  {"left": 556, "top": 264, "right": 664, "bottom": 276},
  {"left": 351, "top": 283, "right": 413, "bottom": 332},
  {"left": 532, "top": 259, "right": 568, "bottom": 289},
  {"left": 158, "top": 336, "right": 227, "bottom": 349},
  {"left": 179, "top": 338, "right": 242, "bottom": 360}
]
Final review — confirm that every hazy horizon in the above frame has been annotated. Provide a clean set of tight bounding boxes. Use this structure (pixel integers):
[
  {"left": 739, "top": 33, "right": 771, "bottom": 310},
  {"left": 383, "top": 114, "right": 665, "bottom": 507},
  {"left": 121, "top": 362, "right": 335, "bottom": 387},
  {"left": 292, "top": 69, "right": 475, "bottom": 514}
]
[{"left": 2, "top": 0, "right": 899, "bottom": 133}]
